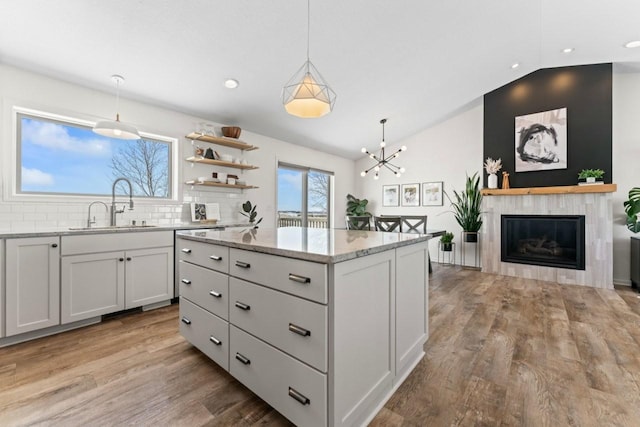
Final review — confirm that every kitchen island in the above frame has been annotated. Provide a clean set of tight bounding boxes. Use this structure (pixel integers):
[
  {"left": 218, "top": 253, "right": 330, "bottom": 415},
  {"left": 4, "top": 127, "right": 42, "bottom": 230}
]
[{"left": 176, "top": 227, "right": 431, "bottom": 427}]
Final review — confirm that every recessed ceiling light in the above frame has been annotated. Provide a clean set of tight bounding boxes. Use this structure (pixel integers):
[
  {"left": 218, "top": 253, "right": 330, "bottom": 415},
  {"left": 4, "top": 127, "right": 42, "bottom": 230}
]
[
  {"left": 562, "top": 47, "right": 574, "bottom": 53},
  {"left": 625, "top": 40, "right": 640, "bottom": 48},
  {"left": 511, "top": 62, "right": 520, "bottom": 69},
  {"left": 224, "top": 79, "right": 239, "bottom": 89}
]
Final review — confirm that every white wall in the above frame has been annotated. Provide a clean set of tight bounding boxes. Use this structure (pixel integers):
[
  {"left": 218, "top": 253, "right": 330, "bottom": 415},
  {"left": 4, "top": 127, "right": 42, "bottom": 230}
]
[
  {"left": 0, "top": 64, "right": 354, "bottom": 231},
  {"left": 354, "top": 103, "right": 484, "bottom": 265},
  {"left": 612, "top": 70, "right": 640, "bottom": 285}
]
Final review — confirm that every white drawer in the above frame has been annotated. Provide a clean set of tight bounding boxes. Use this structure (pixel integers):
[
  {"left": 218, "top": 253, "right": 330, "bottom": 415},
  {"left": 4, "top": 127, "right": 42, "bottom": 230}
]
[
  {"left": 229, "top": 325, "right": 327, "bottom": 427},
  {"left": 177, "top": 238, "right": 229, "bottom": 273},
  {"left": 230, "top": 278, "right": 327, "bottom": 372},
  {"left": 179, "top": 261, "right": 229, "bottom": 320},
  {"left": 179, "top": 298, "right": 229, "bottom": 371},
  {"left": 229, "top": 248, "right": 327, "bottom": 304},
  {"left": 62, "top": 231, "right": 173, "bottom": 255}
]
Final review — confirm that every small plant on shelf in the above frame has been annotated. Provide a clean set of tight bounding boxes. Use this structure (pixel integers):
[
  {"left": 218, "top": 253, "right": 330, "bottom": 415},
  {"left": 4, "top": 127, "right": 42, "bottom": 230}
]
[
  {"left": 240, "top": 201, "right": 263, "bottom": 228},
  {"left": 440, "top": 232, "right": 454, "bottom": 251},
  {"left": 578, "top": 168, "right": 605, "bottom": 182}
]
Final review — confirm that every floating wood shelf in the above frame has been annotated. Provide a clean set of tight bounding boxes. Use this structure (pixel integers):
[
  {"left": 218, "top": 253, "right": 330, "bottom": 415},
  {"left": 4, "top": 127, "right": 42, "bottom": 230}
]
[
  {"left": 185, "top": 133, "right": 259, "bottom": 151},
  {"left": 481, "top": 184, "right": 617, "bottom": 196},
  {"left": 185, "top": 180, "right": 259, "bottom": 190},
  {"left": 185, "top": 157, "right": 258, "bottom": 170}
]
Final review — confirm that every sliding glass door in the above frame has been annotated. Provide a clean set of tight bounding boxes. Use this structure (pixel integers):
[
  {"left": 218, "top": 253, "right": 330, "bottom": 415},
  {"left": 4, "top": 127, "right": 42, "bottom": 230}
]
[{"left": 277, "top": 163, "right": 332, "bottom": 228}]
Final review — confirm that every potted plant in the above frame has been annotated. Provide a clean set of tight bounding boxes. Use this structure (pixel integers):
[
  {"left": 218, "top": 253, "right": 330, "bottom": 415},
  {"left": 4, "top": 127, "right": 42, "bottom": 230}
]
[
  {"left": 346, "top": 194, "right": 371, "bottom": 217},
  {"left": 440, "top": 232, "right": 454, "bottom": 251},
  {"left": 240, "top": 201, "right": 263, "bottom": 229},
  {"left": 578, "top": 168, "right": 605, "bottom": 185},
  {"left": 483, "top": 157, "right": 502, "bottom": 189},
  {"left": 625, "top": 187, "right": 640, "bottom": 289},
  {"left": 446, "top": 172, "right": 483, "bottom": 242}
]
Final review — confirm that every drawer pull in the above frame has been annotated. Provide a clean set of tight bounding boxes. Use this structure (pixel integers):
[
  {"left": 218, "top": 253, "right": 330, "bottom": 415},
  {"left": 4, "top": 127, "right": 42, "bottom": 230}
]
[
  {"left": 235, "top": 352, "right": 251, "bottom": 365},
  {"left": 181, "top": 317, "right": 191, "bottom": 325},
  {"left": 288, "top": 387, "right": 310, "bottom": 405},
  {"left": 209, "top": 255, "right": 223, "bottom": 261},
  {"left": 288, "top": 323, "right": 311, "bottom": 337},
  {"left": 181, "top": 248, "right": 192, "bottom": 254},
  {"left": 209, "top": 336, "right": 222, "bottom": 345},
  {"left": 235, "top": 261, "right": 251, "bottom": 269},
  {"left": 209, "top": 290, "right": 222, "bottom": 298},
  {"left": 235, "top": 301, "right": 251, "bottom": 311},
  {"left": 288, "top": 273, "right": 311, "bottom": 284},
  {"left": 181, "top": 279, "right": 191, "bottom": 285}
]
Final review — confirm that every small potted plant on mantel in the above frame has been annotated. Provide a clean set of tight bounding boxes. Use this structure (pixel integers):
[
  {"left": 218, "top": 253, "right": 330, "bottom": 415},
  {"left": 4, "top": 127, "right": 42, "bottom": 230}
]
[
  {"left": 440, "top": 232, "right": 454, "bottom": 251},
  {"left": 578, "top": 168, "right": 605, "bottom": 185}
]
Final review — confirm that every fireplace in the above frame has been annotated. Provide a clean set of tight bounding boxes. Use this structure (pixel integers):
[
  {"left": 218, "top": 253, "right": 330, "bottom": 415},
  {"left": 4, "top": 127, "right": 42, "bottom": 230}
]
[{"left": 501, "top": 215, "right": 585, "bottom": 270}]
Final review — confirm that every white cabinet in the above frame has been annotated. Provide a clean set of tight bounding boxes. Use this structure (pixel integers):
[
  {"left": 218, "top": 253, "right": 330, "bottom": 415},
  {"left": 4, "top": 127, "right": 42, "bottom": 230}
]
[
  {"left": 5, "top": 237, "right": 60, "bottom": 336},
  {"left": 61, "top": 251, "right": 125, "bottom": 324},
  {"left": 61, "top": 231, "right": 173, "bottom": 323}
]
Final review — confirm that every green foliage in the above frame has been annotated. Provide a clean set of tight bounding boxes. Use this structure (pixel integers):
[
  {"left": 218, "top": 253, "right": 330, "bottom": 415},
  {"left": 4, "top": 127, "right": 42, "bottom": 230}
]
[
  {"left": 624, "top": 187, "right": 640, "bottom": 233},
  {"left": 440, "top": 232, "right": 454, "bottom": 243},
  {"left": 346, "top": 194, "right": 371, "bottom": 216},
  {"left": 240, "top": 201, "right": 263, "bottom": 228},
  {"left": 446, "top": 172, "right": 483, "bottom": 233},
  {"left": 578, "top": 168, "right": 605, "bottom": 179}
]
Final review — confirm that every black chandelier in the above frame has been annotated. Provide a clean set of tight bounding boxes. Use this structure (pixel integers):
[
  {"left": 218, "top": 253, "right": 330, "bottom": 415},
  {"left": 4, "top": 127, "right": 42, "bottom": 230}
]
[{"left": 360, "top": 119, "right": 406, "bottom": 179}]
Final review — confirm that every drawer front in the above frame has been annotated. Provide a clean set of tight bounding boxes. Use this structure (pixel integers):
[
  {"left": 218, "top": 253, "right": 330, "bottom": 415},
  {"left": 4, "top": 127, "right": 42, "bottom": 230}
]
[
  {"left": 62, "top": 231, "right": 173, "bottom": 255},
  {"left": 179, "top": 298, "right": 229, "bottom": 371},
  {"left": 230, "top": 278, "right": 327, "bottom": 372},
  {"left": 229, "top": 325, "right": 327, "bottom": 427},
  {"left": 229, "top": 248, "right": 327, "bottom": 304},
  {"left": 177, "top": 238, "right": 229, "bottom": 273},
  {"left": 179, "top": 261, "right": 229, "bottom": 320}
]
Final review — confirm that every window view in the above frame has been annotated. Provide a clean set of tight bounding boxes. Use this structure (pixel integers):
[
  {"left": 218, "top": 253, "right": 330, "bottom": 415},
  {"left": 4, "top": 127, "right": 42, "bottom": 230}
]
[
  {"left": 277, "top": 164, "right": 331, "bottom": 228},
  {"left": 18, "top": 112, "right": 172, "bottom": 198}
]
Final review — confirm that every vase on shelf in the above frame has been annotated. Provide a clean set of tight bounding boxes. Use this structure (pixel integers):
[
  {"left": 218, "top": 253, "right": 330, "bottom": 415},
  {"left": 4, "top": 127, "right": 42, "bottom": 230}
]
[{"left": 488, "top": 173, "right": 498, "bottom": 189}]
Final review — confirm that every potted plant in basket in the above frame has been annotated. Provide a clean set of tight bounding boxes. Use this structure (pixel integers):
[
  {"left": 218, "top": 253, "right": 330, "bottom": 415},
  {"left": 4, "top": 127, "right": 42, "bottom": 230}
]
[
  {"left": 346, "top": 194, "right": 371, "bottom": 217},
  {"left": 440, "top": 232, "right": 454, "bottom": 251},
  {"left": 446, "top": 172, "right": 483, "bottom": 242},
  {"left": 578, "top": 168, "right": 605, "bottom": 185},
  {"left": 484, "top": 157, "right": 502, "bottom": 189}
]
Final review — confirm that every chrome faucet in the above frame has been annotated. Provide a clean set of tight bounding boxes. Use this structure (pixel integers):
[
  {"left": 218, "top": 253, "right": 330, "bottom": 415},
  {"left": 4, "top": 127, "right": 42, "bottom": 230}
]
[
  {"left": 110, "top": 177, "right": 134, "bottom": 226},
  {"left": 87, "top": 201, "right": 109, "bottom": 228}
]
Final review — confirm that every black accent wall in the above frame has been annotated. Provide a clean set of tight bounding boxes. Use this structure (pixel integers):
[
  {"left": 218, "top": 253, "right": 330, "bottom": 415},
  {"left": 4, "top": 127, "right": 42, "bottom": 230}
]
[{"left": 483, "top": 63, "right": 612, "bottom": 188}]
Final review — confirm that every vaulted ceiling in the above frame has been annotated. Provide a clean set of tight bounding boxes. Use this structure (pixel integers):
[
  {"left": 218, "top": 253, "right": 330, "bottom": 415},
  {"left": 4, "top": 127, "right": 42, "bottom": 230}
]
[{"left": 1, "top": 0, "right": 639, "bottom": 159}]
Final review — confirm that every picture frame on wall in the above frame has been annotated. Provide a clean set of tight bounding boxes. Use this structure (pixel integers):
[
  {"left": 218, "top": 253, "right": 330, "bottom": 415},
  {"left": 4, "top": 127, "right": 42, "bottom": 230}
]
[
  {"left": 401, "top": 183, "right": 420, "bottom": 207},
  {"left": 382, "top": 184, "right": 400, "bottom": 207},
  {"left": 515, "top": 107, "right": 567, "bottom": 172},
  {"left": 422, "top": 181, "right": 443, "bottom": 206}
]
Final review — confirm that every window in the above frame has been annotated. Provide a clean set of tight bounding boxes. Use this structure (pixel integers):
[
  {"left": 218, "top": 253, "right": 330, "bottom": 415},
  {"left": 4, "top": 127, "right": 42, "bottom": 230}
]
[
  {"left": 16, "top": 110, "right": 173, "bottom": 199},
  {"left": 277, "top": 163, "right": 332, "bottom": 228}
]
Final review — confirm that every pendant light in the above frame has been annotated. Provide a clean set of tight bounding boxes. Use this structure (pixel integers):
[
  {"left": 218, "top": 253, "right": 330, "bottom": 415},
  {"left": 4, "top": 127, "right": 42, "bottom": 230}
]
[
  {"left": 360, "top": 119, "right": 406, "bottom": 180},
  {"left": 282, "top": 0, "right": 336, "bottom": 118},
  {"left": 93, "top": 74, "right": 140, "bottom": 140}
]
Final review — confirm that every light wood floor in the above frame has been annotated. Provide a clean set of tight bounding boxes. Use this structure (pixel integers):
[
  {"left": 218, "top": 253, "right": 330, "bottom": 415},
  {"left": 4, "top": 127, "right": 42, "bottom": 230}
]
[{"left": 2, "top": 266, "right": 640, "bottom": 426}]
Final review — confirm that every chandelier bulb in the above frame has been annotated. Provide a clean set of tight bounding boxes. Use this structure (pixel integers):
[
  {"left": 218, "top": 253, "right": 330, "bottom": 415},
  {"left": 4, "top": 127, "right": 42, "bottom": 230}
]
[
  {"left": 374, "top": 165, "right": 380, "bottom": 172},
  {"left": 400, "top": 167, "right": 406, "bottom": 173},
  {"left": 401, "top": 146, "right": 407, "bottom": 151},
  {"left": 369, "top": 153, "right": 375, "bottom": 159},
  {"left": 380, "top": 141, "right": 386, "bottom": 148},
  {"left": 394, "top": 153, "right": 399, "bottom": 158},
  {"left": 396, "top": 172, "right": 401, "bottom": 177},
  {"left": 374, "top": 173, "right": 379, "bottom": 180},
  {"left": 361, "top": 147, "right": 367, "bottom": 153},
  {"left": 360, "top": 171, "right": 366, "bottom": 177}
]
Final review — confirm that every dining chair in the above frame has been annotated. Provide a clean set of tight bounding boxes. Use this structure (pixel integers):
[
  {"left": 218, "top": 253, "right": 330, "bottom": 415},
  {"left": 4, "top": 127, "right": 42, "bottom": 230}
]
[
  {"left": 374, "top": 216, "right": 402, "bottom": 232},
  {"left": 345, "top": 215, "right": 371, "bottom": 230},
  {"left": 401, "top": 215, "right": 428, "bottom": 234}
]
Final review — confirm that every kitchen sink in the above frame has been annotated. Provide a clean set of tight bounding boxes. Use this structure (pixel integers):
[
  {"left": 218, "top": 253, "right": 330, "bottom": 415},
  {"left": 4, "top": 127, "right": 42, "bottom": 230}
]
[{"left": 69, "top": 225, "right": 158, "bottom": 231}]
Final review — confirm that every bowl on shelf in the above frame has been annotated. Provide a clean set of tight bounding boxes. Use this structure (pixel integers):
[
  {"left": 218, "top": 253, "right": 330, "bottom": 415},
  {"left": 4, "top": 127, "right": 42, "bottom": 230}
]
[{"left": 221, "top": 126, "right": 241, "bottom": 139}]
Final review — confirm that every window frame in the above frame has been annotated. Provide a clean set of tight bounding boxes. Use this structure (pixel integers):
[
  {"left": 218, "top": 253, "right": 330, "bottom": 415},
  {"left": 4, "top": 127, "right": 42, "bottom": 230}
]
[{"left": 7, "top": 106, "right": 179, "bottom": 203}]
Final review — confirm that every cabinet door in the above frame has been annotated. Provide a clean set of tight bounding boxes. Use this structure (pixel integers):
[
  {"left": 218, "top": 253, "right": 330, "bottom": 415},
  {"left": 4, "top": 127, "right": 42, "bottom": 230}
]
[
  {"left": 61, "top": 251, "right": 125, "bottom": 324},
  {"left": 125, "top": 246, "right": 174, "bottom": 309},
  {"left": 5, "top": 237, "right": 60, "bottom": 336}
]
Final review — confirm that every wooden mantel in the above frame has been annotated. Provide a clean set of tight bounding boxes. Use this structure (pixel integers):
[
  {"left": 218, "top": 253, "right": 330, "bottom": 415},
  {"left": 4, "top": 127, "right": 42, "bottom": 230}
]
[{"left": 481, "top": 183, "right": 617, "bottom": 196}]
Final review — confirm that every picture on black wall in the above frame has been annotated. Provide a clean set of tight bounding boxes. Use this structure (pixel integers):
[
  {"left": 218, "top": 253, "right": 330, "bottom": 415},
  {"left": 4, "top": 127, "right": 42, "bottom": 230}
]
[{"left": 515, "top": 107, "right": 567, "bottom": 172}]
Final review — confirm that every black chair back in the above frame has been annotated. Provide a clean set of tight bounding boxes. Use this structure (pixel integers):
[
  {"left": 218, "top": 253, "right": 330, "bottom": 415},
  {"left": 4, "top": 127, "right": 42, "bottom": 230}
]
[
  {"left": 401, "top": 215, "right": 428, "bottom": 234},
  {"left": 345, "top": 216, "right": 371, "bottom": 230},
  {"left": 374, "top": 216, "right": 402, "bottom": 232}
]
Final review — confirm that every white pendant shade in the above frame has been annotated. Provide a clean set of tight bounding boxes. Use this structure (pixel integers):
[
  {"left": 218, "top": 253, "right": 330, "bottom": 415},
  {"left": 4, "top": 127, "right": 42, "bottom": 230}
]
[
  {"left": 283, "top": 60, "right": 336, "bottom": 118},
  {"left": 93, "top": 114, "right": 140, "bottom": 140}
]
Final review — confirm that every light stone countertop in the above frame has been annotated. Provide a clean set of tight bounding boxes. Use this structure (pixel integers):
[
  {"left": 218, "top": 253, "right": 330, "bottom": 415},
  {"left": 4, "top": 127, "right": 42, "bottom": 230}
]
[
  {"left": 176, "top": 226, "right": 434, "bottom": 264},
  {"left": 0, "top": 221, "right": 250, "bottom": 239}
]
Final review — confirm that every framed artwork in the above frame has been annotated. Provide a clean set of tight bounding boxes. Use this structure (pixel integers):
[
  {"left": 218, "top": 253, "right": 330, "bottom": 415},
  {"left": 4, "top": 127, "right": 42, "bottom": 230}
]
[
  {"left": 422, "top": 181, "right": 443, "bottom": 206},
  {"left": 190, "top": 202, "right": 220, "bottom": 222},
  {"left": 382, "top": 184, "right": 400, "bottom": 207},
  {"left": 515, "top": 107, "right": 567, "bottom": 172},
  {"left": 401, "top": 183, "right": 420, "bottom": 207}
]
